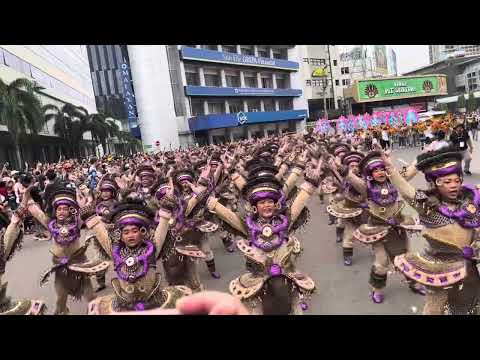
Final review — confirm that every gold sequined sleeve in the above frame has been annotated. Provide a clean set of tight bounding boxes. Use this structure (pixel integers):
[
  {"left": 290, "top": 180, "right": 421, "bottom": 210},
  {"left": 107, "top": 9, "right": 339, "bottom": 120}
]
[
  {"left": 283, "top": 166, "right": 303, "bottom": 197},
  {"left": 386, "top": 166, "right": 416, "bottom": 202},
  {"left": 206, "top": 197, "right": 247, "bottom": 236},
  {"left": 27, "top": 202, "right": 50, "bottom": 229},
  {"left": 275, "top": 163, "right": 289, "bottom": 181},
  {"left": 231, "top": 172, "right": 247, "bottom": 192},
  {"left": 289, "top": 181, "right": 315, "bottom": 228},
  {"left": 154, "top": 210, "right": 172, "bottom": 259},
  {"left": 85, "top": 216, "right": 113, "bottom": 259},
  {"left": 345, "top": 173, "right": 368, "bottom": 198},
  {"left": 3, "top": 217, "right": 22, "bottom": 261}
]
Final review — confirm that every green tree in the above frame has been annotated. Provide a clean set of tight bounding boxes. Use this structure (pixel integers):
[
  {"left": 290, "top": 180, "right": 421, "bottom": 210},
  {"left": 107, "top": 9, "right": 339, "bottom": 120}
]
[
  {"left": 117, "top": 131, "right": 141, "bottom": 154},
  {"left": 0, "top": 78, "right": 44, "bottom": 169},
  {"left": 438, "top": 102, "right": 449, "bottom": 111},
  {"left": 43, "top": 103, "right": 90, "bottom": 158},
  {"left": 87, "top": 113, "right": 111, "bottom": 155}
]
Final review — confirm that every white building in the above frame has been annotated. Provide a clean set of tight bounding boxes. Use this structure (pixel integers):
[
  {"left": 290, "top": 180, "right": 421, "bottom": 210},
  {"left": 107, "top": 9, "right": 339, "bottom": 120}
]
[
  {"left": 127, "top": 45, "right": 308, "bottom": 150},
  {"left": 429, "top": 45, "right": 480, "bottom": 64},
  {"left": 0, "top": 45, "right": 97, "bottom": 167},
  {"left": 298, "top": 45, "right": 345, "bottom": 120}
]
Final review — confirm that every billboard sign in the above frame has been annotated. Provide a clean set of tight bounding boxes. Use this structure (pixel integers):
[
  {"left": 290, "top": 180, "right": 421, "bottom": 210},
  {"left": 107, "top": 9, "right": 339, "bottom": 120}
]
[{"left": 355, "top": 75, "right": 448, "bottom": 102}]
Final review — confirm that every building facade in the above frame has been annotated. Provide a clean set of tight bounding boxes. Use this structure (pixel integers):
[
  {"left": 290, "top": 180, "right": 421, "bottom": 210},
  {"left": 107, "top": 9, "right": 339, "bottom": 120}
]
[
  {"left": 429, "top": 45, "right": 480, "bottom": 64},
  {"left": 0, "top": 45, "right": 97, "bottom": 168},
  {"left": 404, "top": 56, "right": 480, "bottom": 96},
  {"left": 406, "top": 55, "right": 480, "bottom": 109},
  {"left": 127, "top": 45, "right": 308, "bottom": 149},
  {"left": 86, "top": 45, "right": 140, "bottom": 138},
  {"left": 298, "top": 45, "right": 345, "bottom": 120}
]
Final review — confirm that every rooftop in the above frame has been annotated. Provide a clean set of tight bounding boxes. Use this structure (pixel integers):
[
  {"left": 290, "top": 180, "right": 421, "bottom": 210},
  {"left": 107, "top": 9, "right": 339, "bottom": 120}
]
[{"left": 403, "top": 55, "right": 480, "bottom": 75}]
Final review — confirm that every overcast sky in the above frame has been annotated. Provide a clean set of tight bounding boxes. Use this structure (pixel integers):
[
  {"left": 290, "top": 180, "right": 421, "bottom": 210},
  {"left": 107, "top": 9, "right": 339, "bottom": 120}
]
[{"left": 388, "top": 45, "right": 429, "bottom": 74}]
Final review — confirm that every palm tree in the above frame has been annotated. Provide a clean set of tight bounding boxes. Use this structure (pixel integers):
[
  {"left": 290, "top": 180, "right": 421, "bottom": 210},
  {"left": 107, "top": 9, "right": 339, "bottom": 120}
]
[
  {"left": 43, "top": 103, "right": 90, "bottom": 158},
  {"left": 88, "top": 112, "right": 112, "bottom": 155},
  {"left": 117, "top": 131, "right": 141, "bottom": 154},
  {"left": 0, "top": 78, "right": 44, "bottom": 169}
]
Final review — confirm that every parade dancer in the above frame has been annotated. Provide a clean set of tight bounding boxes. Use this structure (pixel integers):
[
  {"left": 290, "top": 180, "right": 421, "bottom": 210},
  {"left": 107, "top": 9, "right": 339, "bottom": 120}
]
[
  {"left": 205, "top": 149, "right": 319, "bottom": 314},
  {"left": 326, "top": 151, "right": 366, "bottom": 266},
  {"left": 132, "top": 164, "right": 157, "bottom": 204},
  {"left": 325, "top": 143, "right": 350, "bottom": 242},
  {"left": 84, "top": 196, "right": 192, "bottom": 314},
  {"left": 90, "top": 174, "right": 119, "bottom": 292},
  {"left": 347, "top": 151, "right": 426, "bottom": 303},
  {"left": 5, "top": 187, "right": 110, "bottom": 314},
  {"left": 388, "top": 146, "right": 480, "bottom": 314},
  {"left": 0, "top": 201, "right": 45, "bottom": 314},
  {"left": 150, "top": 176, "right": 206, "bottom": 292},
  {"left": 172, "top": 165, "right": 221, "bottom": 279}
]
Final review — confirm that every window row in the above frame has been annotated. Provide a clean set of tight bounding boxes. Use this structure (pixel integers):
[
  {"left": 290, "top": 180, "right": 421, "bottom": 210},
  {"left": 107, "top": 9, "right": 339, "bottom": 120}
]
[
  {"left": 306, "top": 78, "right": 350, "bottom": 87},
  {"left": 0, "top": 47, "right": 94, "bottom": 108},
  {"left": 184, "top": 65, "right": 291, "bottom": 89},
  {"left": 303, "top": 58, "right": 338, "bottom": 66},
  {"left": 190, "top": 98, "right": 293, "bottom": 116},
  {"left": 305, "top": 79, "right": 327, "bottom": 87},
  {"left": 198, "top": 45, "right": 288, "bottom": 59}
]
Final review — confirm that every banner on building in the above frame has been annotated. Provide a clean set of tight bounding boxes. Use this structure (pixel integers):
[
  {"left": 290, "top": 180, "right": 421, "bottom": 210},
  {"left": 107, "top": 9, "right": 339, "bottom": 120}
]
[
  {"left": 374, "top": 45, "right": 388, "bottom": 75},
  {"left": 120, "top": 61, "right": 141, "bottom": 139}
]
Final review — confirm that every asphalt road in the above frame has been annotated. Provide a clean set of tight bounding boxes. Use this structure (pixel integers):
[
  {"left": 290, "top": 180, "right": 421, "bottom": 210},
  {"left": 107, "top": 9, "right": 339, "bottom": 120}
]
[{"left": 4, "top": 144, "right": 480, "bottom": 315}]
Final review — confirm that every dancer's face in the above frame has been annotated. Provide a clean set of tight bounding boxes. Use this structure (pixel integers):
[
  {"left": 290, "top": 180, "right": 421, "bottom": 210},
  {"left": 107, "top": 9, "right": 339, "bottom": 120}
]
[
  {"left": 349, "top": 162, "right": 360, "bottom": 175},
  {"left": 180, "top": 180, "right": 190, "bottom": 192},
  {"left": 257, "top": 199, "right": 275, "bottom": 219},
  {"left": 436, "top": 174, "right": 461, "bottom": 201},
  {"left": 100, "top": 190, "right": 113, "bottom": 201},
  {"left": 56, "top": 205, "right": 70, "bottom": 221},
  {"left": 121, "top": 225, "right": 142, "bottom": 247},
  {"left": 141, "top": 176, "right": 154, "bottom": 188},
  {"left": 372, "top": 168, "right": 386, "bottom": 183}
]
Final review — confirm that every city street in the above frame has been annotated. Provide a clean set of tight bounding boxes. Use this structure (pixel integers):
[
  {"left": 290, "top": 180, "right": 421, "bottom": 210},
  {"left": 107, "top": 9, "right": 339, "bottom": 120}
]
[{"left": 4, "top": 145, "right": 480, "bottom": 315}]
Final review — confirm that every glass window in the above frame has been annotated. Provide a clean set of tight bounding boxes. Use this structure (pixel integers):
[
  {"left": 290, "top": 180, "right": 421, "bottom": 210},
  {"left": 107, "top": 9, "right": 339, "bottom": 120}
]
[
  {"left": 258, "top": 47, "right": 270, "bottom": 58},
  {"left": 303, "top": 58, "right": 309, "bottom": 63},
  {"left": 191, "top": 99, "right": 204, "bottom": 116},
  {"left": 244, "top": 72, "right": 257, "bottom": 88},
  {"left": 272, "top": 48, "right": 287, "bottom": 60},
  {"left": 342, "top": 79, "right": 351, "bottom": 86},
  {"left": 306, "top": 80, "right": 311, "bottom": 86},
  {"left": 208, "top": 101, "right": 225, "bottom": 114},
  {"left": 275, "top": 73, "right": 289, "bottom": 89},
  {"left": 335, "top": 79, "right": 340, "bottom": 86},
  {"left": 221, "top": 45, "right": 237, "bottom": 54},
  {"left": 185, "top": 65, "right": 200, "bottom": 86},
  {"left": 228, "top": 100, "right": 243, "bottom": 113},
  {"left": 333, "top": 60, "right": 338, "bottom": 66},
  {"left": 247, "top": 99, "right": 261, "bottom": 112},
  {"left": 278, "top": 98, "right": 293, "bottom": 111},
  {"left": 225, "top": 69, "right": 240, "bottom": 87},
  {"left": 263, "top": 98, "right": 275, "bottom": 112},
  {"left": 240, "top": 46, "right": 254, "bottom": 56},
  {"left": 204, "top": 69, "right": 221, "bottom": 87},
  {"left": 261, "top": 73, "right": 273, "bottom": 88},
  {"left": 341, "top": 67, "right": 350, "bottom": 74}
]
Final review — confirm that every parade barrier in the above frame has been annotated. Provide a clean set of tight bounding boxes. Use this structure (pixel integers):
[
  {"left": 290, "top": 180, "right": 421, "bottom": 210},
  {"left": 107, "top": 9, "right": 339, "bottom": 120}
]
[{"left": 314, "top": 108, "right": 420, "bottom": 134}]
